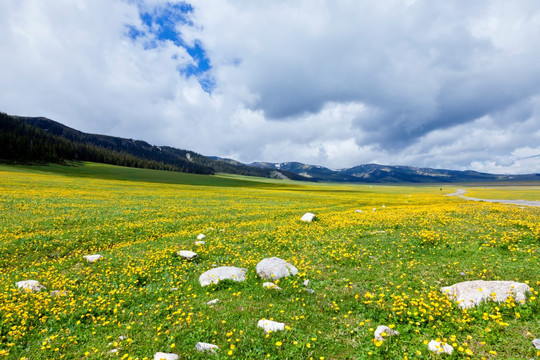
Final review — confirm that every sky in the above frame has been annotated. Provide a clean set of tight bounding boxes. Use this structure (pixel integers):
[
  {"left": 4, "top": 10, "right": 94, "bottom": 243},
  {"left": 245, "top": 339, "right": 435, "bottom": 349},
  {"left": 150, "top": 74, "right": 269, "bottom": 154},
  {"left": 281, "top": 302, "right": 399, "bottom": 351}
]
[{"left": 1, "top": 0, "right": 539, "bottom": 174}]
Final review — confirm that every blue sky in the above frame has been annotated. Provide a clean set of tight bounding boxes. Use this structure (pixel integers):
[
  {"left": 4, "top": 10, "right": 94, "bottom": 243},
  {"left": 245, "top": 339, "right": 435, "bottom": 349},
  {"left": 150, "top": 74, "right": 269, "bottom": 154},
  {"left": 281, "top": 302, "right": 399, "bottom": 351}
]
[
  {"left": 0, "top": 0, "right": 539, "bottom": 173},
  {"left": 129, "top": 2, "right": 214, "bottom": 92}
]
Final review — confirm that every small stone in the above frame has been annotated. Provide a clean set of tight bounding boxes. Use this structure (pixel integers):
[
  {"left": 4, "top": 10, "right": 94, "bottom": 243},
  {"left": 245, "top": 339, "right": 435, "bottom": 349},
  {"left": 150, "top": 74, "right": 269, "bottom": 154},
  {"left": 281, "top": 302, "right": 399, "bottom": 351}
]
[
  {"left": 533, "top": 339, "right": 540, "bottom": 349},
  {"left": 207, "top": 299, "right": 219, "bottom": 305},
  {"left": 355, "top": 209, "right": 363, "bottom": 213},
  {"left": 197, "top": 234, "right": 206, "bottom": 240},
  {"left": 83, "top": 254, "right": 102, "bottom": 263},
  {"left": 177, "top": 250, "right": 197, "bottom": 260},
  {"left": 303, "top": 279, "right": 310, "bottom": 287},
  {"left": 441, "top": 280, "right": 530, "bottom": 308},
  {"left": 16, "top": 280, "right": 45, "bottom": 292},
  {"left": 428, "top": 340, "right": 453, "bottom": 355},
  {"left": 108, "top": 348, "right": 120, "bottom": 354},
  {"left": 199, "top": 266, "right": 248, "bottom": 287},
  {"left": 305, "top": 288, "right": 315, "bottom": 294},
  {"left": 374, "top": 325, "right": 399, "bottom": 341},
  {"left": 301, "top": 212, "right": 316, "bottom": 222},
  {"left": 258, "top": 319, "right": 285, "bottom": 333},
  {"left": 50, "top": 290, "right": 68, "bottom": 297},
  {"left": 256, "top": 257, "right": 298, "bottom": 280},
  {"left": 195, "top": 342, "right": 219, "bottom": 353},
  {"left": 195, "top": 241, "right": 206, "bottom": 246},
  {"left": 154, "top": 352, "right": 178, "bottom": 360},
  {"left": 118, "top": 335, "right": 127, "bottom": 341},
  {"left": 263, "top": 282, "right": 282, "bottom": 290}
]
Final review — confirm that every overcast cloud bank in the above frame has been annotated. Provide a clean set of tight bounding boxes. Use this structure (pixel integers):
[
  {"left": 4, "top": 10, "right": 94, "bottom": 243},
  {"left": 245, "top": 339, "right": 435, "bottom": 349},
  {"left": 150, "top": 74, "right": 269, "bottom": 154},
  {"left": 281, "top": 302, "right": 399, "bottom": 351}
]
[{"left": 1, "top": 0, "right": 539, "bottom": 173}]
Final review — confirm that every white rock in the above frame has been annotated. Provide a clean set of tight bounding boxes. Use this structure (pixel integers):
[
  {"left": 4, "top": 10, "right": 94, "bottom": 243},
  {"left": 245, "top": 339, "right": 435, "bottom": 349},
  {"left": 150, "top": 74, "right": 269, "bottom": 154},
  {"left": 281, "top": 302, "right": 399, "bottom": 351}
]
[
  {"left": 263, "top": 282, "right": 282, "bottom": 290},
  {"left": 195, "top": 342, "right": 219, "bottom": 353},
  {"left": 195, "top": 241, "right": 206, "bottom": 246},
  {"left": 441, "top": 280, "right": 530, "bottom": 308},
  {"left": 301, "top": 212, "right": 316, "bottom": 222},
  {"left": 154, "top": 352, "right": 178, "bottom": 360},
  {"left": 50, "top": 290, "right": 68, "bottom": 297},
  {"left": 197, "top": 234, "right": 206, "bottom": 240},
  {"left": 177, "top": 250, "right": 197, "bottom": 260},
  {"left": 355, "top": 209, "right": 363, "bottom": 213},
  {"left": 108, "top": 348, "right": 120, "bottom": 354},
  {"left": 303, "top": 279, "right": 310, "bottom": 287},
  {"left": 256, "top": 257, "right": 298, "bottom": 280},
  {"left": 427, "top": 340, "right": 453, "bottom": 355},
  {"left": 533, "top": 339, "right": 540, "bottom": 349},
  {"left": 199, "top": 266, "right": 248, "bottom": 286},
  {"left": 206, "top": 299, "right": 219, "bottom": 305},
  {"left": 374, "top": 325, "right": 399, "bottom": 341},
  {"left": 257, "top": 319, "right": 285, "bottom": 333},
  {"left": 16, "top": 280, "right": 45, "bottom": 292},
  {"left": 83, "top": 254, "right": 102, "bottom": 263}
]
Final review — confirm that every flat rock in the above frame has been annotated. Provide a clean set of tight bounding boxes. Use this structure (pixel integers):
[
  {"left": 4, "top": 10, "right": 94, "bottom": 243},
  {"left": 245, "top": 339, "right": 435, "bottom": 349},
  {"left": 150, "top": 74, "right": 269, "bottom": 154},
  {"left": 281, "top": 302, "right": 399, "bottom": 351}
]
[
  {"left": 374, "top": 325, "right": 399, "bottom": 341},
  {"left": 206, "top": 299, "right": 219, "bottom": 305},
  {"left": 301, "top": 212, "right": 316, "bottom": 222},
  {"left": 355, "top": 209, "right": 363, "bottom": 213},
  {"left": 154, "top": 352, "right": 178, "bottom": 360},
  {"left": 427, "top": 340, "right": 453, "bottom": 355},
  {"left": 533, "top": 339, "right": 540, "bottom": 349},
  {"left": 258, "top": 319, "right": 285, "bottom": 333},
  {"left": 263, "top": 282, "right": 282, "bottom": 290},
  {"left": 16, "top": 280, "right": 45, "bottom": 292},
  {"left": 83, "top": 254, "right": 102, "bottom": 263},
  {"left": 195, "top": 241, "right": 206, "bottom": 246},
  {"left": 195, "top": 342, "right": 219, "bottom": 353},
  {"left": 199, "top": 266, "right": 248, "bottom": 287},
  {"left": 197, "top": 234, "right": 206, "bottom": 240},
  {"left": 50, "top": 290, "right": 68, "bottom": 297},
  {"left": 177, "top": 250, "right": 197, "bottom": 260},
  {"left": 441, "top": 280, "right": 530, "bottom": 308},
  {"left": 256, "top": 257, "right": 298, "bottom": 280}
]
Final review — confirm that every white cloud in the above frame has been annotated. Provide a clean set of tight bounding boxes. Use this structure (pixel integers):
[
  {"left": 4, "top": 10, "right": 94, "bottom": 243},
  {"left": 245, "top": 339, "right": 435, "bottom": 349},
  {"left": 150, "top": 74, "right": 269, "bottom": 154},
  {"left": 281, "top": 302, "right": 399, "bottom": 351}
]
[{"left": 0, "top": 0, "right": 539, "bottom": 174}]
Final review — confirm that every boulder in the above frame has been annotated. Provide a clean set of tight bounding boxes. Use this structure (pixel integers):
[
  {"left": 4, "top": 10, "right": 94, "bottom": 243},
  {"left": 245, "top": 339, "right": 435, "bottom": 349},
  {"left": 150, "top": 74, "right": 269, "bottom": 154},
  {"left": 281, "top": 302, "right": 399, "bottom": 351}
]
[
  {"left": 197, "top": 234, "right": 206, "bottom": 240},
  {"left": 177, "top": 250, "right": 197, "bottom": 260},
  {"left": 16, "top": 280, "right": 45, "bottom": 292},
  {"left": 374, "top": 325, "right": 399, "bottom": 342},
  {"left": 154, "top": 352, "right": 178, "bottom": 360},
  {"left": 301, "top": 212, "right": 316, "bottom": 222},
  {"left": 263, "top": 282, "right": 282, "bottom": 290},
  {"left": 427, "top": 340, "right": 453, "bottom": 355},
  {"left": 195, "top": 342, "right": 219, "bottom": 353},
  {"left": 441, "top": 280, "right": 530, "bottom": 308},
  {"left": 257, "top": 319, "right": 285, "bottom": 333},
  {"left": 256, "top": 257, "right": 298, "bottom": 280},
  {"left": 199, "top": 266, "right": 248, "bottom": 287},
  {"left": 83, "top": 254, "right": 102, "bottom": 263}
]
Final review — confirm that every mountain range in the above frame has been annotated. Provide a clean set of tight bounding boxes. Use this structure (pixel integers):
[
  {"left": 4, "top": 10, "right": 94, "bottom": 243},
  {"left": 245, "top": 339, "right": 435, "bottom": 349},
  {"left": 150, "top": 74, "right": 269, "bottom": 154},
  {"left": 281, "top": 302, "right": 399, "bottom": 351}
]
[{"left": 1, "top": 112, "right": 538, "bottom": 183}]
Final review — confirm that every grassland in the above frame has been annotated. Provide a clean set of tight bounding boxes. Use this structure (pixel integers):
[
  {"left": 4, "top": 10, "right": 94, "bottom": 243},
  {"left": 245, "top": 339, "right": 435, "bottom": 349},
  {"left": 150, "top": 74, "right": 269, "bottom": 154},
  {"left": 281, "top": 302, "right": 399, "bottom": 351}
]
[{"left": 0, "top": 163, "right": 539, "bottom": 359}]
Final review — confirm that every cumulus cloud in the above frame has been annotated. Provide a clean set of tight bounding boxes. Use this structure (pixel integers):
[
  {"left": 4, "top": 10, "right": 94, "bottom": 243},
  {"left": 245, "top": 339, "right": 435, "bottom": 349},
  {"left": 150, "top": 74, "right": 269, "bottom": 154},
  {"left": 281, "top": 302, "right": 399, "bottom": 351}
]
[{"left": 0, "top": 0, "right": 539, "bottom": 173}]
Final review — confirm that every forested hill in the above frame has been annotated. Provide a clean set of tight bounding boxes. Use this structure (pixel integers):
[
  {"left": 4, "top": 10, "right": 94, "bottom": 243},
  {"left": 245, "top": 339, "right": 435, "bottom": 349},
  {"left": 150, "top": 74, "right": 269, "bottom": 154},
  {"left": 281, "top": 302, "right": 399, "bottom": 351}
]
[{"left": 0, "top": 113, "right": 308, "bottom": 180}]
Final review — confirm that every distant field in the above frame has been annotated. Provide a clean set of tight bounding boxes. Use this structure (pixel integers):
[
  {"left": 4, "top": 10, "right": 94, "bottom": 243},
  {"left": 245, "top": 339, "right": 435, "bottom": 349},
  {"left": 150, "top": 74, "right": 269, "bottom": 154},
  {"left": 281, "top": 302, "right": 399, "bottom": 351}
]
[
  {"left": 0, "top": 163, "right": 539, "bottom": 359},
  {"left": 459, "top": 186, "right": 540, "bottom": 202}
]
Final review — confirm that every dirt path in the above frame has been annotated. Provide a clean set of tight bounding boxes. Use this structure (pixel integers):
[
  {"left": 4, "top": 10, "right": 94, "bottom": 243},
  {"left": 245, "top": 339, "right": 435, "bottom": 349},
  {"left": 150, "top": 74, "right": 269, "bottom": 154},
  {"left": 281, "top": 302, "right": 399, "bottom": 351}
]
[{"left": 446, "top": 189, "right": 540, "bottom": 207}]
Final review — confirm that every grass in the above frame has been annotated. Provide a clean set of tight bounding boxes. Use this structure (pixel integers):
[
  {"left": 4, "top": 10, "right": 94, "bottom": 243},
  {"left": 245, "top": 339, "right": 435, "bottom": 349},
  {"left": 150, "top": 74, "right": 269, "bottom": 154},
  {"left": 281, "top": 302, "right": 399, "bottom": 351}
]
[{"left": 0, "top": 163, "right": 539, "bottom": 359}]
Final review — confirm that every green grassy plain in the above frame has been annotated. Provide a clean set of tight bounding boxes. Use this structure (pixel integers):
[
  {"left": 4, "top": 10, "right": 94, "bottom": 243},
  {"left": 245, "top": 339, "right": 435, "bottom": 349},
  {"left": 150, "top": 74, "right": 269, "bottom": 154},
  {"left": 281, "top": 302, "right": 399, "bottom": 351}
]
[{"left": 0, "top": 163, "right": 539, "bottom": 359}]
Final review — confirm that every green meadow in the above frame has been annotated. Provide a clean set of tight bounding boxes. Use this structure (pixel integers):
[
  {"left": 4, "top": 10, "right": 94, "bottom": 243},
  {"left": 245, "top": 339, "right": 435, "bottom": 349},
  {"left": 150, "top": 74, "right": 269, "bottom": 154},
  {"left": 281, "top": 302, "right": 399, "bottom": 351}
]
[{"left": 0, "top": 163, "right": 539, "bottom": 359}]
